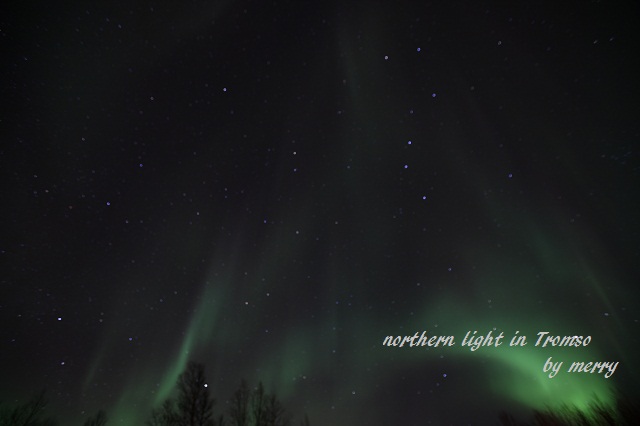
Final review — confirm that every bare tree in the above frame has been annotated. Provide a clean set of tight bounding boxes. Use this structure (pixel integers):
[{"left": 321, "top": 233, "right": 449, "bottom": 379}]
[
  {"left": 228, "top": 379, "right": 250, "bottom": 426},
  {"left": 147, "top": 399, "right": 179, "bottom": 426},
  {"left": 248, "top": 382, "right": 290, "bottom": 426},
  {"left": 146, "top": 363, "right": 304, "bottom": 426},
  {"left": 0, "top": 390, "right": 58, "bottom": 426},
  {"left": 176, "top": 362, "right": 215, "bottom": 426},
  {"left": 264, "top": 393, "right": 290, "bottom": 426},
  {"left": 83, "top": 410, "right": 107, "bottom": 426},
  {"left": 250, "top": 382, "right": 267, "bottom": 426}
]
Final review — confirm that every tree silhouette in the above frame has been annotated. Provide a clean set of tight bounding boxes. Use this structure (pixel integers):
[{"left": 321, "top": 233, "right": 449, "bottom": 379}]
[
  {"left": 263, "top": 393, "right": 290, "bottom": 426},
  {"left": 147, "top": 399, "right": 179, "bottom": 426},
  {"left": 498, "top": 392, "right": 640, "bottom": 426},
  {"left": 228, "top": 379, "right": 290, "bottom": 426},
  {"left": 83, "top": 409, "right": 107, "bottom": 426},
  {"left": 246, "top": 382, "right": 290, "bottom": 426},
  {"left": 228, "top": 380, "right": 250, "bottom": 426},
  {"left": 298, "top": 414, "right": 310, "bottom": 426},
  {"left": 250, "top": 382, "right": 266, "bottom": 426},
  {"left": 0, "top": 390, "right": 58, "bottom": 426},
  {"left": 147, "top": 362, "right": 303, "bottom": 426},
  {"left": 176, "top": 362, "right": 215, "bottom": 426},
  {"left": 146, "top": 362, "right": 215, "bottom": 426}
]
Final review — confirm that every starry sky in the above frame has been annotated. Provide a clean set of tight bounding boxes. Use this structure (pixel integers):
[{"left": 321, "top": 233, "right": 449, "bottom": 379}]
[{"left": 2, "top": 1, "right": 639, "bottom": 425}]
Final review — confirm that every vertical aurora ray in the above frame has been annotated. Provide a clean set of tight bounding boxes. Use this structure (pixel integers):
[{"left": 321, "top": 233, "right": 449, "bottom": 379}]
[
  {"left": 92, "top": 13, "right": 636, "bottom": 422},
  {"left": 152, "top": 277, "right": 228, "bottom": 405},
  {"left": 100, "top": 271, "right": 229, "bottom": 423},
  {"left": 3, "top": 0, "right": 638, "bottom": 424}
]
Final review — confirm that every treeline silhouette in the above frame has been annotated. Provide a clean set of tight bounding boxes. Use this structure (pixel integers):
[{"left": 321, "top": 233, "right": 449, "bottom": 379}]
[
  {"left": 499, "top": 392, "right": 640, "bottom": 426},
  {"left": 0, "top": 390, "right": 58, "bottom": 426},
  {"left": 147, "top": 361, "right": 307, "bottom": 426},
  {"left": 4, "top": 368, "right": 638, "bottom": 425},
  {"left": 0, "top": 361, "right": 308, "bottom": 426},
  {"left": 0, "top": 389, "right": 107, "bottom": 426}
]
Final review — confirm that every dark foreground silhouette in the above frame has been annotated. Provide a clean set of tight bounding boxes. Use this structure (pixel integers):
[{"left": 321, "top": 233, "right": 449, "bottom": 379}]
[
  {"left": 3, "top": 370, "right": 637, "bottom": 426},
  {"left": 0, "top": 361, "right": 309, "bottom": 426},
  {"left": 147, "top": 361, "right": 305, "bottom": 426},
  {"left": 499, "top": 392, "right": 640, "bottom": 426}
]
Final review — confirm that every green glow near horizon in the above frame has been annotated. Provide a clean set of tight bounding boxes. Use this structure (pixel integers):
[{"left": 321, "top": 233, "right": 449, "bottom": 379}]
[
  {"left": 89, "top": 36, "right": 632, "bottom": 422},
  {"left": 96, "top": 179, "right": 630, "bottom": 426},
  {"left": 95, "top": 208, "right": 629, "bottom": 425}
]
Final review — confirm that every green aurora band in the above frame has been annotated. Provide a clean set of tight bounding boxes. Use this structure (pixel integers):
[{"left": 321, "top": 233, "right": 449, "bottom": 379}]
[
  {"left": 85, "top": 8, "right": 635, "bottom": 422},
  {"left": 95, "top": 217, "right": 631, "bottom": 424}
]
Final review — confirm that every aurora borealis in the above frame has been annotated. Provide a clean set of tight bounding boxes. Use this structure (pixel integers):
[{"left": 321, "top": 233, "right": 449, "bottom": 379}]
[{"left": 2, "top": 0, "right": 639, "bottom": 424}]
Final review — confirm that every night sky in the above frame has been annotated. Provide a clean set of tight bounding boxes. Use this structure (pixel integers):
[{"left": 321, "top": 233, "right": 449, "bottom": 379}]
[{"left": 2, "top": 1, "right": 639, "bottom": 425}]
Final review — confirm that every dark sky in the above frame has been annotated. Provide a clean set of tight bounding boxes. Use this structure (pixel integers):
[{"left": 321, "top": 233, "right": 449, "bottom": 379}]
[{"left": 2, "top": 1, "right": 639, "bottom": 424}]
